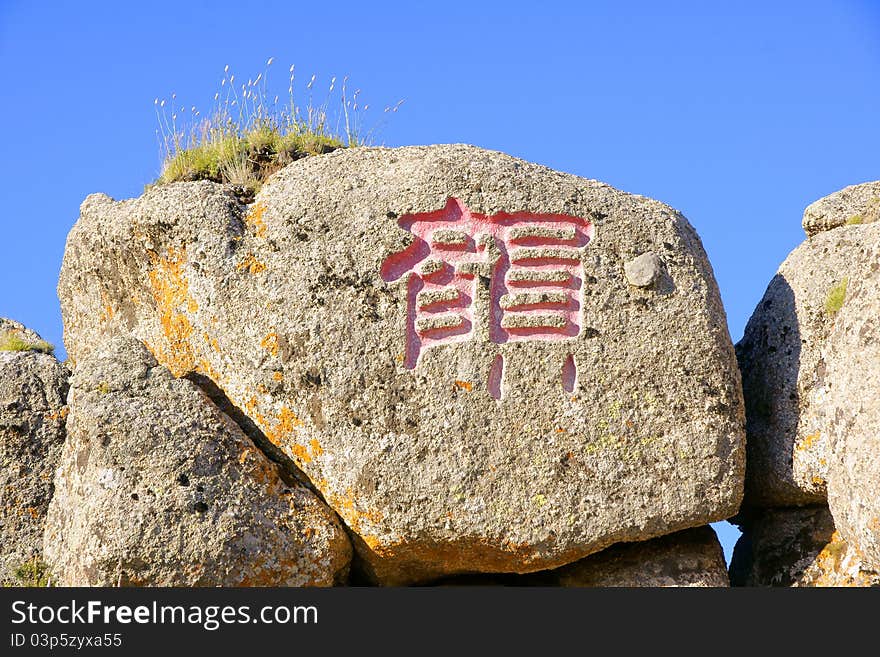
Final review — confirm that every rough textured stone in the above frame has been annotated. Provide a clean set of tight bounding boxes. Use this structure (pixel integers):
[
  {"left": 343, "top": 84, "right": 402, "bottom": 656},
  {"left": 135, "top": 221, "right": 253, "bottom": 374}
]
[
  {"left": 803, "top": 180, "right": 880, "bottom": 237},
  {"left": 59, "top": 144, "right": 745, "bottom": 584},
  {"left": 43, "top": 336, "right": 351, "bottom": 586},
  {"left": 0, "top": 319, "right": 67, "bottom": 585},
  {"left": 551, "top": 526, "right": 729, "bottom": 587},
  {"left": 436, "top": 526, "right": 728, "bottom": 586},
  {"left": 736, "top": 221, "right": 880, "bottom": 506},
  {"left": 730, "top": 506, "right": 880, "bottom": 587},
  {"left": 822, "top": 248, "right": 880, "bottom": 571}
]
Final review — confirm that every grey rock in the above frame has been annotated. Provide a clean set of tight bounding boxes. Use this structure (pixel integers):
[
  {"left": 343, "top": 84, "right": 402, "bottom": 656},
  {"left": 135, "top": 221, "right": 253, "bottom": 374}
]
[
  {"left": 736, "top": 221, "right": 880, "bottom": 506},
  {"left": 551, "top": 526, "right": 729, "bottom": 587},
  {"left": 436, "top": 526, "right": 729, "bottom": 587},
  {"left": 0, "top": 319, "right": 68, "bottom": 585},
  {"left": 623, "top": 252, "right": 663, "bottom": 287},
  {"left": 59, "top": 144, "right": 745, "bottom": 584},
  {"left": 730, "top": 506, "right": 880, "bottom": 587},
  {"left": 803, "top": 180, "right": 880, "bottom": 237},
  {"left": 823, "top": 248, "right": 880, "bottom": 571},
  {"left": 43, "top": 336, "right": 351, "bottom": 586}
]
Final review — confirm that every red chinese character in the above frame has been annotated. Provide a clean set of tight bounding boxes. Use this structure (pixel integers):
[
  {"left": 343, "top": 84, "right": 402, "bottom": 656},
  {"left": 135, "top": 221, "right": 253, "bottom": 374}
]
[{"left": 381, "top": 197, "right": 593, "bottom": 370}]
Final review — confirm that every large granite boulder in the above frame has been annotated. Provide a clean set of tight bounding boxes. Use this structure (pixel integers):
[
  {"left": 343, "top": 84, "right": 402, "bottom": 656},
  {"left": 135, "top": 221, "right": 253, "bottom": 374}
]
[
  {"left": 43, "top": 336, "right": 351, "bottom": 586},
  {"left": 822, "top": 248, "right": 880, "bottom": 571},
  {"left": 0, "top": 319, "right": 67, "bottom": 585},
  {"left": 730, "top": 506, "right": 880, "bottom": 587},
  {"left": 58, "top": 144, "right": 745, "bottom": 584},
  {"left": 736, "top": 218, "right": 880, "bottom": 506}
]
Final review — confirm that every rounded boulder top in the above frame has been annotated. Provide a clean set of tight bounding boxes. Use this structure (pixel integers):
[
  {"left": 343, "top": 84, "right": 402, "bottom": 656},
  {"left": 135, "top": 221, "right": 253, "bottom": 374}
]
[{"left": 59, "top": 144, "right": 745, "bottom": 584}]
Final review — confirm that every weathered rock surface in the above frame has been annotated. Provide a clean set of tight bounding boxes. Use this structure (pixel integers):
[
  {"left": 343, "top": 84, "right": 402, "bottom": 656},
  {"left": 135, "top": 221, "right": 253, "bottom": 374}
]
[
  {"left": 730, "top": 506, "right": 880, "bottom": 587},
  {"left": 551, "top": 526, "right": 729, "bottom": 587},
  {"left": 59, "top": 144, "right": 745, "bottom": 584},
  {"left": 803, "top": 180, "right": 880, "bottom": 237},
  {"left": 0, "top": 319, "right": 67, "bottom": 584},
  {"left": 822, "top": 248, "right": 880, "bottom": 571},
  {"left": 43, "top": 336, "right": 351, "bottom": 586},
  {"left": 436, "top": 526, "right": 729, "bottom": 586},
  {"left": 736, "top": 221, "right": 880, "bottom": 506}
]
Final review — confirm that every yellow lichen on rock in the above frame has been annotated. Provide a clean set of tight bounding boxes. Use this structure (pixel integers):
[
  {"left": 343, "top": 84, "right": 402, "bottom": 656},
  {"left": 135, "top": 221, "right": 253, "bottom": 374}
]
[
  {"left": 260, "top": 330, "right": 280, "bottom": 357},
  {"left": 801, "top": 531, "right": 880, "bottom": 587},
  {"left": 245, "top": 203, "right": 268, "bottom": 238},
  {"left": 237, "top": 253, "right": 267, "bottom": 274},
  {"left": 147, "top": 247, "right": 199, "bottom": 377}
]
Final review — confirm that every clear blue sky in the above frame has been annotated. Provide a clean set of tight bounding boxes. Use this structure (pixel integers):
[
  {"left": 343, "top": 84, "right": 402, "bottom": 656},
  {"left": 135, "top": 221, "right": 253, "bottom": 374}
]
[{"left": 2, "top": 1, "right": 878, "bottom": 565}]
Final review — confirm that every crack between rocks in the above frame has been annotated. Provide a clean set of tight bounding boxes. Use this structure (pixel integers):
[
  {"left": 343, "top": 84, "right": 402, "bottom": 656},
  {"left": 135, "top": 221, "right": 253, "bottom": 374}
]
[
  {"left": 184, "top": 371, "right": 382, "bottom": 585},
  {"left": 183, "top": 372, "right": 321, "bottom": 498},
  {"left": 185, "top": 371, "right": 370, "bottom": 585}
]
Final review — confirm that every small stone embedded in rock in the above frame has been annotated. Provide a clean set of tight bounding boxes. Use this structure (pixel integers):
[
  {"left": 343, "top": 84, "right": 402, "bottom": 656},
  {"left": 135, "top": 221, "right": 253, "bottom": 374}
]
[
  {"left": 43, "top": 336, "right": 351, "bottom": 586},
  {"left": 623, "top": 252, "right": 663, "bottom": 287}
]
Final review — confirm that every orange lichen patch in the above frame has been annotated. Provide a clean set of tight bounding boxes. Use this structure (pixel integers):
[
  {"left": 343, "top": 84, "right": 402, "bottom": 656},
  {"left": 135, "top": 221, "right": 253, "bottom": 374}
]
[
  {"left": 256, "top": 384, "right": 268, "bottom": 394},
  {"left": 245, "top": 202, "right": 268, "bottom": 238},
  {"left": 555, "top": 427, "right": 567, "bottom": 433},
  {"left": 45, "top": 407, "right": 69, "bottom": 423},
  {"left": 802, "top": 531, "right": 880, "bottom": 587},
  {"left": 26, "top": 507, "right": 40, "bottom": 519},
  {"left": 797, "top": 432, "right": 821, "bottom": 451},
  {"left": 236, "top": 253, "right": 267, "bottom": 274},
  {"left": 326, "top": 487, "right": 386, "bottom": 540},
  {"left": 272, "top": 371, "right": 284, "bottom": 382},
  {"left": 453, "top": 380, "right": 473, "bottom": 392},
  {"left": 147, "top": 247, "right": 198, "bottom": 376},
  {"left": 97, "top": 289, "right": 117, "bottom": 325},
  {"left": 202, "top": 332, "right": 221, "bottom": 354},
  {"left": 291, "top": 443, "right": 312, "bottom": 464},
  {"left": 287, "top": 435, "right": 324, "bottom": 468},
  {"left": 277, "top": 406, "right": 304, "bottom": 432},
  {"left": 260, "top": 331, "right": 280, "bottom": 357},
  {"left": 264, "top": 405, "right": 304, "bottom": 450},
  {"left": 196, "top": 358, "right": 222, "bottom": 384},
  {"left": 243, "top": 396, "right": 268, "bottom": 429}
]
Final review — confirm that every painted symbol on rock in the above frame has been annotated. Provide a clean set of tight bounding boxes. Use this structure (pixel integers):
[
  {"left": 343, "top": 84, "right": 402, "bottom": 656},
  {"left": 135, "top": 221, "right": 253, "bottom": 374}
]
[{"left": 381, "top": 198, "right": 594, "bottom": 376}]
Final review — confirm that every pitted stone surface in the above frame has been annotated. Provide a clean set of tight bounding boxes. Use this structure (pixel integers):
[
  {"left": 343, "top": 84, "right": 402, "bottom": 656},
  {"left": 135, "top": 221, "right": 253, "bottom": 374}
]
[
  {"left": 43, "top": 336, "right": 351, "bottom": 586},
  {"left": 736, "top": 221, "right": 880, "bottom": 506},
  {"left": 59, "top": 144, "right": 744, "bottom": 584},
  {"left": 552, "top": 526, "right": 729, "bottom": 587},
  {"left": 802, "top": 180, "right": 880, "bottom": 236},
  {"left": 822, "top": 249, "right": 880, "bottom": 571},
  {"left": 730, "top": 506, "right": 880, "bottom": 587},
  {"left": 0, "top": 319, "right": 67, "bottom": 585}
]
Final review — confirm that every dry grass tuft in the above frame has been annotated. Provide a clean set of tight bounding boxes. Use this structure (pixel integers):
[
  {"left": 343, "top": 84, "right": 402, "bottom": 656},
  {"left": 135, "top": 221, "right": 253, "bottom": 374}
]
[{"left": 153, "top": 59, "right": 403, "bottom": 198}]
